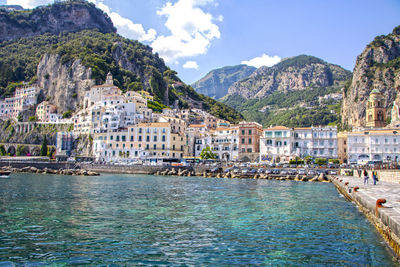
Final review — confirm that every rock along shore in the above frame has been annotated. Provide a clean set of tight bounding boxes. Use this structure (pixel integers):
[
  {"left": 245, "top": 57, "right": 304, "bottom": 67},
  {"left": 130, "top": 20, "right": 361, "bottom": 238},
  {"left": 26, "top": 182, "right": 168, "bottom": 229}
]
[
  {"left": 1, "top": 165, "right": 100, "bottom": 176},
  {"left": 333, "top": 175, "right": 400, "bottom": 259}
]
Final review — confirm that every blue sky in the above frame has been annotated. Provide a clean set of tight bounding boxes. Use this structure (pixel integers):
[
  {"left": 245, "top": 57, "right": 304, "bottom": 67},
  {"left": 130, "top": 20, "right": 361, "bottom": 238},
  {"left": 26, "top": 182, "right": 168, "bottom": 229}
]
[{"left": 3, "top": 0, "right": 400, "bottom": 84}]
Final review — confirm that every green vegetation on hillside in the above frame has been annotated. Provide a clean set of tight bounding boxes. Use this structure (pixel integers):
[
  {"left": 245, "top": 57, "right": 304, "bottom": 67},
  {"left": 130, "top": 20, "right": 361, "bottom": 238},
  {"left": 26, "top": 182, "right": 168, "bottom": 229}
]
[
  {"left": 223, "top": 86, "right": 342, "bottom": 127},
  {"left": 0, "top": 29, "right": 243, "bottom": 122}
]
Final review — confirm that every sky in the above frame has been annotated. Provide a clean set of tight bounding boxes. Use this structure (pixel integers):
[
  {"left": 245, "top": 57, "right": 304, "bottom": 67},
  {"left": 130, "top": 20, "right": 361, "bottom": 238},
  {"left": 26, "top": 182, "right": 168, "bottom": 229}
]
[{"left": 2, "top": 0, "right": 400, "bottom": 84}]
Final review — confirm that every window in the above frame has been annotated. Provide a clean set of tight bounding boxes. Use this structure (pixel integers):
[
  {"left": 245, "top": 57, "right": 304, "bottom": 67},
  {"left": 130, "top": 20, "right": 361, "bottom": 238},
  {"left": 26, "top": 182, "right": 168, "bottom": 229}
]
[
  {"left": 116, "top": 136, "right": 120, "bottom": 141},
  {"left": 241, "top": 138, "right": 245, "bottom": 144},
  {"left": 110, "top": 136, "right": 114, "bottom": 140},
  {"left": 131, "top": 136, "right": 134, "bottom": 141},
  {"left": 146, "top": 144, "right": 149, "bottom": 149},
  {"left": 162, "top": 135, "right": 166, "bottom": 142},
  {"left": 247, "top": 148, "right": 252, "bottom": 153},
  {"left": 138, "top": 136, "right": 142, "bottom": 141},
  {"left": 248, "top": 138, "right": 252, "bottom": 144},
  {"left": 146, "top": 136, "right": 150, "bottom": 142},
  {"left": 139, "top": 128, "right": 142, "bottom": 133},
  {"left": 154, "top": 144, "right": 157, "bottom": 150},
  {"left": 249, "top": 129, "right": 252, "bottom": 135},
  {"left": 242, "top": 130, "right": 245, "bottom": 135},
  {"left": 154, "top": 136, "right": 157, "bottom": 142},
  {"left": 162, "top": 144, "right": 165, "bottom": 150},
  {"left": 122, "top": 136, "right": 126, "bottom": 142}
]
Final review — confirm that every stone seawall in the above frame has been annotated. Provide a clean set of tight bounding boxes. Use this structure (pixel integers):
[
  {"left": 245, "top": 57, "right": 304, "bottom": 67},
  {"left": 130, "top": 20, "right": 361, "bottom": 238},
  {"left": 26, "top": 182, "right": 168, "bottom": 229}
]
[{"left": 333, "top": 175, "right": 400, "bottom": 259}]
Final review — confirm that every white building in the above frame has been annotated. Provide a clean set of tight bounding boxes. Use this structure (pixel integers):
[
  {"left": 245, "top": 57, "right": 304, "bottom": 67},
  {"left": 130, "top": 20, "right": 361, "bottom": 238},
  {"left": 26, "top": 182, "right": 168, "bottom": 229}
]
[
  {"left": 0, "top": 84, "right": 39, "bottom": 119},
  {"left": 347, "top": 129, "right": 400, "bottom": 164},
  {"left": 194, "top": 126, "right": 239, "bottom": 161},
  {"left": 260, "top": 125, "right": 338, "bottom": 162}
]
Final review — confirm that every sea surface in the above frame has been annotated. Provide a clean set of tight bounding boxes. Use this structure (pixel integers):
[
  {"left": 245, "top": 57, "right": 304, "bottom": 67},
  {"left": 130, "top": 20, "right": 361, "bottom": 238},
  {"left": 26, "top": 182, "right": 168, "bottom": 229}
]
[{"left": 0, "top": 173, "right": 399, "bottom": 266}]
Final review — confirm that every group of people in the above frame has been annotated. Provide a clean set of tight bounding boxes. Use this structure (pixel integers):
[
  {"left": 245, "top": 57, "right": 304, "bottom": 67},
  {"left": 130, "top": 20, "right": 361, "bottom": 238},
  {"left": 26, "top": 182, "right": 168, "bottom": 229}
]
[{"left": 357, "top": 168, "right": 379, "bottom": 185}]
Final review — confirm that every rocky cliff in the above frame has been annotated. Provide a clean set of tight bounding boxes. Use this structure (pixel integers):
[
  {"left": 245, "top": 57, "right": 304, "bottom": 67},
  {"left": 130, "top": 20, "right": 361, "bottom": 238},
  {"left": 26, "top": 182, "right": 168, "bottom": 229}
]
[
  {"left": 192, "top": 65, "right": 256, "bottom": 99},
  {"left": 227, "top": 55, "right": 351, "bottom": 99},
  {"left": 0, "top": 0, "right": 115, "bottom": 42},
  {"left": 37, "top": 53, "right": 94, "bottom": 113},
  {"left": 341, "top": 25, "right": 400, "bottom": 127}
]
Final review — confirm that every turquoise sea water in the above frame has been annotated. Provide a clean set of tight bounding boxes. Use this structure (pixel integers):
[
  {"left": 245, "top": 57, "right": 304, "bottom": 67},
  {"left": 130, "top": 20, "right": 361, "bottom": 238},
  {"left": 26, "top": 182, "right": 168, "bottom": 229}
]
[{"left": 0, "top": 173, "right": 399, "bottom": 266}]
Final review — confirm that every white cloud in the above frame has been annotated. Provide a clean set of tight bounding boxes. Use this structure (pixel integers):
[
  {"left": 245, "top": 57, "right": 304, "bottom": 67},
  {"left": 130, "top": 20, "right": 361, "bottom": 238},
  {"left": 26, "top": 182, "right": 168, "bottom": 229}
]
[
  {"left": 6, "top": 0, "right": 51, "bottom": 8},
  {"left": 151, "top": 0, "right": 221, "bottom": 64},
  {"left": 183, "top": 61, "right": 199, "bottom": 69},
  {"left": 89, "top": 0, "right": 157, "bottom": 42},
  {"left": 241, "top": 54, "right": 281, "bottom": 68}
]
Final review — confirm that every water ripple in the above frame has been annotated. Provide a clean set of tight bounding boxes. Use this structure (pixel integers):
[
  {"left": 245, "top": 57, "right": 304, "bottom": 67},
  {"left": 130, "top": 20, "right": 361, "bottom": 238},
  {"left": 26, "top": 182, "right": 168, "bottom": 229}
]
[{"left": 0, "top": 173, "right": 398, "bottom": 266}]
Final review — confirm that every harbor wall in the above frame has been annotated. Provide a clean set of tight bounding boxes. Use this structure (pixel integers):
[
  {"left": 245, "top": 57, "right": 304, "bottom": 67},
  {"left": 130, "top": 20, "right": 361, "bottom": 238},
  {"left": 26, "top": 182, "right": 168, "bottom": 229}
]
[{"left": 333, "top": 177, "right": 400, "bottom": 259}]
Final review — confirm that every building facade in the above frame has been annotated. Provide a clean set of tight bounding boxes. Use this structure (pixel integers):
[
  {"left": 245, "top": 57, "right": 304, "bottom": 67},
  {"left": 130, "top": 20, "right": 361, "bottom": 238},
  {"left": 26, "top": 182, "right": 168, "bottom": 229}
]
[
  {"left": 347, "top": 129, "right": 400, "bottom": 164},
  {"left": 260, "top": 126, "right": 338, "bottom": 162}
]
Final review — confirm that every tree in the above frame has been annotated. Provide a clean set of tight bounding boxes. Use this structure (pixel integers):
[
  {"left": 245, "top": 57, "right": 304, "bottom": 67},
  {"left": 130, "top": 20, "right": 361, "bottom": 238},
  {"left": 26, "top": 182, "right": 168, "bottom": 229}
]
[
  {"left": 200, "top": 146, "right": 217, "bottom": 160},
  {"left": 304, "top": 156, "right": 313, "bottom": 164},
  {"left": 0, "top": 145, "right": 6, "bottom": 156},
  {"left": 16, "top": 145, "right": 26, "bottom": 156},
  {"left": 40, "top": 135, "right": 48, "bottom": 156},
  {"left": 28, "top": 116, "right": 37, "bottom": 122},
  {"left": 315, "top": 158, "right": 327, "bottom": 166}
]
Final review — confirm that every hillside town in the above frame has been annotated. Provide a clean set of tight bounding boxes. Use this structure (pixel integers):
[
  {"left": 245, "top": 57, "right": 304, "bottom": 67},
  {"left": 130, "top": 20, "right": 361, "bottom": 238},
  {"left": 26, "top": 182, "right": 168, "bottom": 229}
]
[{"left": 1, "top": 73, "right": 399, "bottom": 167}]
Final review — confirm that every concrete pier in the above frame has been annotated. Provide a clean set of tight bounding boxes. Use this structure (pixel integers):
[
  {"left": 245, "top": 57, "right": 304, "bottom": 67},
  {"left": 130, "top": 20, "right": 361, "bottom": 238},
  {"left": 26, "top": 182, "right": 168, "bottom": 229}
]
[{"left": 333, "top": 175, "right": 400, "bottom": 259}]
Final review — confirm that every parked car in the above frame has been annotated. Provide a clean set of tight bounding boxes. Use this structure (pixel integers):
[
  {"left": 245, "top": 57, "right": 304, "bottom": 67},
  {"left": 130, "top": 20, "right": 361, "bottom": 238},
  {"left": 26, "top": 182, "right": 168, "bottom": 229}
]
[
  {"left": 329, "top": 170, "right": 338, "bottom": 175},
  {"left": 257, "top": 168, "right": 266, "bottom": 174},
  {"left": 210, "top": 167, "right": 223, "bottom": 173},
  {"left": 280, "top": 170, "right": 288, "bottom": 175},
  {"left": 288, "top": 169, "right": 297, "bottom": 175},
  {"left": 265, "top": 169, "right": 272, "bottom": 174},
  {"left": 233, "top": 168, "right": 241, "bottom": 174},
  {"left": 298, "top": 169, "right": 306, "bottom": 175},
  {"left": 224, "top": 167, "right": 232, "bottom": 173},
  {"left": 289, "top": 164, "right": 297, "bottom": 168},
  {"left": 248, "top": 168, "right": 257, "bottom": 174},
  {"left": 272, "top": 169, "right": 280, "bottom": 174},
  {"left": 241, "top": 168, "right": 249, "bottom": 174}
]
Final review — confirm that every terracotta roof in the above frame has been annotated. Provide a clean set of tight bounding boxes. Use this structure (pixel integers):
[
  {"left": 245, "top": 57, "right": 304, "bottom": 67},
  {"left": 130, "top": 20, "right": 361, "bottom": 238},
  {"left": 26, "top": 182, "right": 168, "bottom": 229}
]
[
  {"left": 189, "top": 124, "right": 206, "bottom": 128},
  {"left": 265, "top": 126, "right": 289, "bottom": 130}
]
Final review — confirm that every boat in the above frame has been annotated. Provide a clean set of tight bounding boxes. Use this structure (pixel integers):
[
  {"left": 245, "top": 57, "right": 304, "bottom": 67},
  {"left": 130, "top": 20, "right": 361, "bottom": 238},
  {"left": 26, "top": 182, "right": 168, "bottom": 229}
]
[{"left": 0, "top": 171, "right": 11, "bottom": 178}]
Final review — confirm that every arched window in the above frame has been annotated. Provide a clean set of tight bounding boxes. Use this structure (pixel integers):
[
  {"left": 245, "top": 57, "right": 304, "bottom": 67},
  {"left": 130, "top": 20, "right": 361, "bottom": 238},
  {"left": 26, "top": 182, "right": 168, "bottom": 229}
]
[{"left": 377, "top": 111, "right": 384, "bottom": 121}]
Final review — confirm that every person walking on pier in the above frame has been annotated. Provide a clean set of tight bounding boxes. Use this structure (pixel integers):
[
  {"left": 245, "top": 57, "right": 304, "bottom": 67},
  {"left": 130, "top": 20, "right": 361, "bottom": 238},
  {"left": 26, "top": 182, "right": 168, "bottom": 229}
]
[
  {"left": 363, "top": 169, "right": 369, "bottom": 185},
  {"left": 372, "top": 169, "right": 378, "bottom": 185}
]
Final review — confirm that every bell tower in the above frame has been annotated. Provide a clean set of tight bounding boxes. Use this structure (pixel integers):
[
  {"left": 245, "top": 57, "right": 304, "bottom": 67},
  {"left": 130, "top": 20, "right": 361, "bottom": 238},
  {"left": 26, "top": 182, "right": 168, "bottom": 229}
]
[
  {"left": 105, "top": 72, "right": 113, "bottom": 85},
  {"left": 366, "top": 89, "right": 386, "bottom": 128}
]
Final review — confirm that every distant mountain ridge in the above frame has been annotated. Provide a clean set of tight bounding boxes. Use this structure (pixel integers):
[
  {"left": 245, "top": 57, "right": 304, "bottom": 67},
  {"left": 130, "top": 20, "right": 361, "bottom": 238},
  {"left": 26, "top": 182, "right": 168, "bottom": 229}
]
[
  {"left": 227, "top": 55, "right": 351, "bottom": 99},
  {"left": 192, "top": 64, "right": 256, "bottom": 99},
  {"left": 221, "top": 55, "right": 352, "bottom": 127}
]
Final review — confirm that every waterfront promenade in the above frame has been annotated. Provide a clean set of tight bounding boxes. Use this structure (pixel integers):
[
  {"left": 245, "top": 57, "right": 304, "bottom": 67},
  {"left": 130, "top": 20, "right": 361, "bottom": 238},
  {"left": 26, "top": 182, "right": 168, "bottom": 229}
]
[{"left": 333, "top": 175, "right": 400, "bottom": 258}]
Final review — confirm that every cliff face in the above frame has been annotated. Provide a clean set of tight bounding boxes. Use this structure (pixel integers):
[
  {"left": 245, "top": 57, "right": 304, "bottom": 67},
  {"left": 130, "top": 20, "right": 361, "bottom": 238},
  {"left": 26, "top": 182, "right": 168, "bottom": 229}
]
[
  {"left": 192, "top": 65, "right": 256, "bottom": 99},
  {"left": 341, "top": 26, "right": 400, "bottom": 127},
  {"left": 0, "top": 0, "right": 115, "bottom": 42},
  {"left": 37, "top": 53, "right": 94, "bottom": 114},
  {"left": 227, "top": 55, "right": 351, "bottom": 99}
]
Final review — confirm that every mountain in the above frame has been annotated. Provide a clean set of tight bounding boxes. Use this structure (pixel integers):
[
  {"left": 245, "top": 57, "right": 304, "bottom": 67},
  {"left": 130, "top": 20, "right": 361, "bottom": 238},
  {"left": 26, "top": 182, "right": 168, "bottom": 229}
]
[
  {"left": 227, "top": 55, "right": 351, "bottom": 99},
  {"left": 0, "top": 0, "right": 116, "bottom": 42},
  {"left": 222, "top": 55, "right": 352, "bottom": 127},
  {"left": 192, "top": 64, "right": 256, "bottom": 99},
  {"left": 341, "top": 25, "right": 400, "bottom": 128},
  {"left": 0, "top": 0, "right": 243, "bottom": 123}
]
